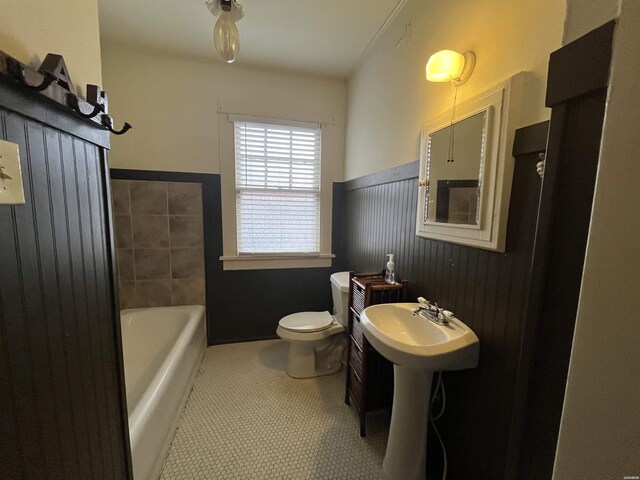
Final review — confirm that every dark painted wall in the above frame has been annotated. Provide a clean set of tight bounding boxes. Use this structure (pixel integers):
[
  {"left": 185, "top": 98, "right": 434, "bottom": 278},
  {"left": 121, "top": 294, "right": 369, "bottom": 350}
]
[
  {"left": 111, "top": 170, "right": 345, "bottom": 345},
  {"left": 209, "top": 182, "right": 346, "bottom": 344},
  {"left": 341, "top": 149, "right": 544, "bottom": 479},
  {"left": 0, "top": 101, "right": 131, "bottom": 478}
]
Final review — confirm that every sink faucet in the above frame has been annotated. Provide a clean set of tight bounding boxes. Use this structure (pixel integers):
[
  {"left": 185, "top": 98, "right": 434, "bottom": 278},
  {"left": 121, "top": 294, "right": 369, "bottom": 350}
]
[{"left": 413, "top": 297, "right": 449, "bottom": 325}]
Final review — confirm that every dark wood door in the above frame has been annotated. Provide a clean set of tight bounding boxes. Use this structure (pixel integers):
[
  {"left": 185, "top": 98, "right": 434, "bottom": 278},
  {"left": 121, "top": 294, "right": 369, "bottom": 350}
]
[{"left": 0, "top": 83, "right": 132, "bottom": 479}]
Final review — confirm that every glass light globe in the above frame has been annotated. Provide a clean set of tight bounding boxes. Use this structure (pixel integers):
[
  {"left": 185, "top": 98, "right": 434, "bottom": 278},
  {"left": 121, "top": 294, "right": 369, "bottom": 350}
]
[
  {"left": 426, "top": 50, "right": 465, "bottom": 82},
  {"left": 214, "top": 13, "right": 240, "bottom": 64}
]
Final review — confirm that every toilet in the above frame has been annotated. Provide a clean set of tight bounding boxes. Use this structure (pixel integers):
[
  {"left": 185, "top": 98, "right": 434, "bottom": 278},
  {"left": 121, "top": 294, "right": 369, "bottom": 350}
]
[{"left": 276, "top": 271, "right": 350, "bottom": 378}]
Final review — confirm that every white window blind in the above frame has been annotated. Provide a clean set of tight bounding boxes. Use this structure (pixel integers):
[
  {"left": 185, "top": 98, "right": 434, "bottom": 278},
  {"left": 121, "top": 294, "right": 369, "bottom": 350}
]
[{"left": 234, "top": 120, "right": 321, "bottom": 254}]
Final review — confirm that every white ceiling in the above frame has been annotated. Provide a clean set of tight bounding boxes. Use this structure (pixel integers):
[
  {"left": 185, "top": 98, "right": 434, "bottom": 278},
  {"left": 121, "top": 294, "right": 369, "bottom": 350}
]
[{"left": 98, "top": 0, "right": 403, "bottom": 79}]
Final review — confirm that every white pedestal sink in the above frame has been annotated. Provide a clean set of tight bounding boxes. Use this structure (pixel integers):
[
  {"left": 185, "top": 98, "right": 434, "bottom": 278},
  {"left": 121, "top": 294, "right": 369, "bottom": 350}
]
[{"left": 360, "top": 303, "right": 479, "bottom": 480}]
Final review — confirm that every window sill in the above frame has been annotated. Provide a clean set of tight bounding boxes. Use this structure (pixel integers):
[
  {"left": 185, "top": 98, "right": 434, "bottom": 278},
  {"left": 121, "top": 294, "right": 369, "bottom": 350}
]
[{"left": 219, "top": 253, "right": 335, "bottom": 271}]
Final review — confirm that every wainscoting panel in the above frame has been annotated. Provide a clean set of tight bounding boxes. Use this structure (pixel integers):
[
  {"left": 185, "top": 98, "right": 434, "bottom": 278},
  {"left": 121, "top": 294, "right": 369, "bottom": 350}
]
[
  {"left": 342, "top": 142, "right": 545, "bottom": 479},
  {"left": 0, "top": 99, "right": 131, "bottom": 479},
  {"left": 514, "top": 22, "right": 615, "bottom": 479}
]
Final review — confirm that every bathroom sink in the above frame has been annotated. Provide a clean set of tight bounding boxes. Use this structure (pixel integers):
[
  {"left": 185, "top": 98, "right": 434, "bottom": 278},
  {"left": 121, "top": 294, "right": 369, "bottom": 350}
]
[
  {"left": 360, "top": 303, "right": 479, "bottom": 370},
  {"left": 360, "top": 303, "right": 479, "bottom": 480}
]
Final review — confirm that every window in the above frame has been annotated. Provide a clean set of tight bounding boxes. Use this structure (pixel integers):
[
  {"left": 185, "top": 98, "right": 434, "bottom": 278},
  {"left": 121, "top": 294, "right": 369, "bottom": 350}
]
[{"left": 234, "top": 120, "right": 321, "bottom": 254}]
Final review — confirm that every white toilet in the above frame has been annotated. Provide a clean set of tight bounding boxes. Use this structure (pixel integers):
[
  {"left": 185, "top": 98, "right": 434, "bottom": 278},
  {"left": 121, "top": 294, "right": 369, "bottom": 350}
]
[{"left": 276, "top": 271, "right": 350, "bottom": 378}]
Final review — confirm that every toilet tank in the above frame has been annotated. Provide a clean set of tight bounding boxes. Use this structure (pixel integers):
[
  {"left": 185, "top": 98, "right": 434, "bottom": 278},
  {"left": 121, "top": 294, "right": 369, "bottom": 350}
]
[{"left": 330, "top": 272, "right": 350, "bottom": 326}]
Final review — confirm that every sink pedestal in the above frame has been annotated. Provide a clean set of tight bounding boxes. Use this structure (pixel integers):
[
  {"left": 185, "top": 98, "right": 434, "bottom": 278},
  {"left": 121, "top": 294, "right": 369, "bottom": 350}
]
[
  {"left": 383, "top": 366, "right": 433, "bottom": 480},
  {"left": 360, "top": 303, "right": 479, "bottom": 479}
]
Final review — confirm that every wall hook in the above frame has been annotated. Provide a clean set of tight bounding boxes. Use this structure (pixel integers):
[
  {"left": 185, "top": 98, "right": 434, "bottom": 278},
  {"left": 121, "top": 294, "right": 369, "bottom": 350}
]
[
  {"left": 537, "top": 152, "right": 545, "bottom": 178},
  {"left": 67, "top": 94, "right": 102, "bottom": 119},
  {"left": 102, "top": 115, "right": 132, "bottom": 135},
  {"left": 7, "top": 58, "right": 56, "bottom": 92}
]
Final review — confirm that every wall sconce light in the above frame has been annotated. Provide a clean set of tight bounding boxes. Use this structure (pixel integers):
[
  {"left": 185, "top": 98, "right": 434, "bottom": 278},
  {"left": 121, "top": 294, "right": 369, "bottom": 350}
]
[
  {"left": 205, "top": 0, "right": 244, "bottom": 64},
  {"left": 426, "top": 50, "right": 476, "bottom": 85}
]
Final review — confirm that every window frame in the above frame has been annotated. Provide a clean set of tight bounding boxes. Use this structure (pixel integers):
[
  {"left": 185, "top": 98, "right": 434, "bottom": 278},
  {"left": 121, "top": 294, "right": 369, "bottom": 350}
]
[{"left": 219, "top": 114, "right": 335, "bottom": 271}]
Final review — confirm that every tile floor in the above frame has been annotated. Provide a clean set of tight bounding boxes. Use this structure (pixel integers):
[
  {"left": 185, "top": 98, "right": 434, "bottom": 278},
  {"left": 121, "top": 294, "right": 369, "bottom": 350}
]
[{"left": 160, "top": 339, "right": 389, "bottom": 479}]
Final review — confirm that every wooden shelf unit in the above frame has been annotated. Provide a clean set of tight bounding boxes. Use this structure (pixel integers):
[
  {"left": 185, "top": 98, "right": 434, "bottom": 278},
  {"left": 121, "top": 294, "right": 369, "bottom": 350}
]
[{"left": 344, "top": 272, "right": 407, "bottom": 436}]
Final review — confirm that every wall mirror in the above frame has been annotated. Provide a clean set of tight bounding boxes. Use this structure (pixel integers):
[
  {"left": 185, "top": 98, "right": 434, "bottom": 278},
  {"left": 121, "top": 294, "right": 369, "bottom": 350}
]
[
  {"left": 417, "top": 73, "right": 525, "bottom": 251},
  {"left": 424, "top": 109, "right": 489, "bottom": 226}
]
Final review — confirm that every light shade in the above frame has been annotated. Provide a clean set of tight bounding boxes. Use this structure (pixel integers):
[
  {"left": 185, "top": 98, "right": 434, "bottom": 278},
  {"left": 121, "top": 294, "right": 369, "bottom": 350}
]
[
  {"left": 426, "top": 50, "right": 475, "bottom": 85},
  {"left": 214, "top": 13, "right": 240, "bottom": 63}
]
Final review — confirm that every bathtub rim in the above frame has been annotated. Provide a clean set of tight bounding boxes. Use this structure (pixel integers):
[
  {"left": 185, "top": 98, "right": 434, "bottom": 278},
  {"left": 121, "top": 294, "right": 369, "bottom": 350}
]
[
  {"left": 121, "top": 304, "right": 206, "bottom": 480},
  {"left": 124, "top": 304, "right": 205, "bottom": 441}
]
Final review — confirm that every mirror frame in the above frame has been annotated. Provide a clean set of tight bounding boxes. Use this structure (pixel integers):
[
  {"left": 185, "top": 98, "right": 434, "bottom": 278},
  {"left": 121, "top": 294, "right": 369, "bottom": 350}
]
[{"left": 416, "top": 73, "right": 525, "bottom": 251}]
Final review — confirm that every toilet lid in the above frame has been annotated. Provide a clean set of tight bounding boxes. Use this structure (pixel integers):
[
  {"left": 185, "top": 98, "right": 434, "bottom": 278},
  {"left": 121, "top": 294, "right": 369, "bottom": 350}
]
[{"left": 279, "top": 311, "right": 334, "bottom": 332}]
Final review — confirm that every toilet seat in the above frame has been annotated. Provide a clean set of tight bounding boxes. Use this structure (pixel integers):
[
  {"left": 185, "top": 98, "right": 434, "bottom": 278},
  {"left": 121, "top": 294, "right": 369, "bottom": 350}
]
[{"left": 278, "top": 311, "right": 334, "bottom": 333}]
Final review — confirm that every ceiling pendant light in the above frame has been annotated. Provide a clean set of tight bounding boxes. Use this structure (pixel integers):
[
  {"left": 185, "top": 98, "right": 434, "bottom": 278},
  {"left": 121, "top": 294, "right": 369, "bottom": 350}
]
[
  {"left": 214, "top": 12, "right": 239, "bottom": 63},
  {"left": 205, "top": 0, "right": 244, "bottom": 64}
]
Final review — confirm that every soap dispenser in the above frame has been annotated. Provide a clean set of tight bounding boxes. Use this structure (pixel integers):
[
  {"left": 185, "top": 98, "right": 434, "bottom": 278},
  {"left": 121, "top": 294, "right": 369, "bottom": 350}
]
[{"left": 385, "top": 254, "right": 395, "bottom": 284}]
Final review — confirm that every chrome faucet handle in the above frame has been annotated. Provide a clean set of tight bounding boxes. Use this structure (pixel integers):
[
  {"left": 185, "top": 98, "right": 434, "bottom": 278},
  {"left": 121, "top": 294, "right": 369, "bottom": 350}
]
[
  {"left": 417, "top": 297, "right": 439, "bottom": 310},
  {"left": 417, "top": 297, "right": 437, "bottom": 308}
]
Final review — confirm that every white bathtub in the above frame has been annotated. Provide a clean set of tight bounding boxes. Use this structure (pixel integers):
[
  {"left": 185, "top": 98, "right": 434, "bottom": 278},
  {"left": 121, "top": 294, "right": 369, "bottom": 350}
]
[{"left": 121, "top": 305, "right": 206, "bottom": 480}]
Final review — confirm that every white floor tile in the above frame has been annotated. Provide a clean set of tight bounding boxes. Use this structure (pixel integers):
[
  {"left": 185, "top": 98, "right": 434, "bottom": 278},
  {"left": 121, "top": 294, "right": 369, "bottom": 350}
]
[{"left": 161, "top": 339, "right": 388, "bottom": 479}]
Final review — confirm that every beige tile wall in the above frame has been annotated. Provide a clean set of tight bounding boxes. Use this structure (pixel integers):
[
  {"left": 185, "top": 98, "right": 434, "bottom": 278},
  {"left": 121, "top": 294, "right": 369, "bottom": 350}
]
[{"left": 111, "top": 179, "right": 206, "bottom": 309}]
